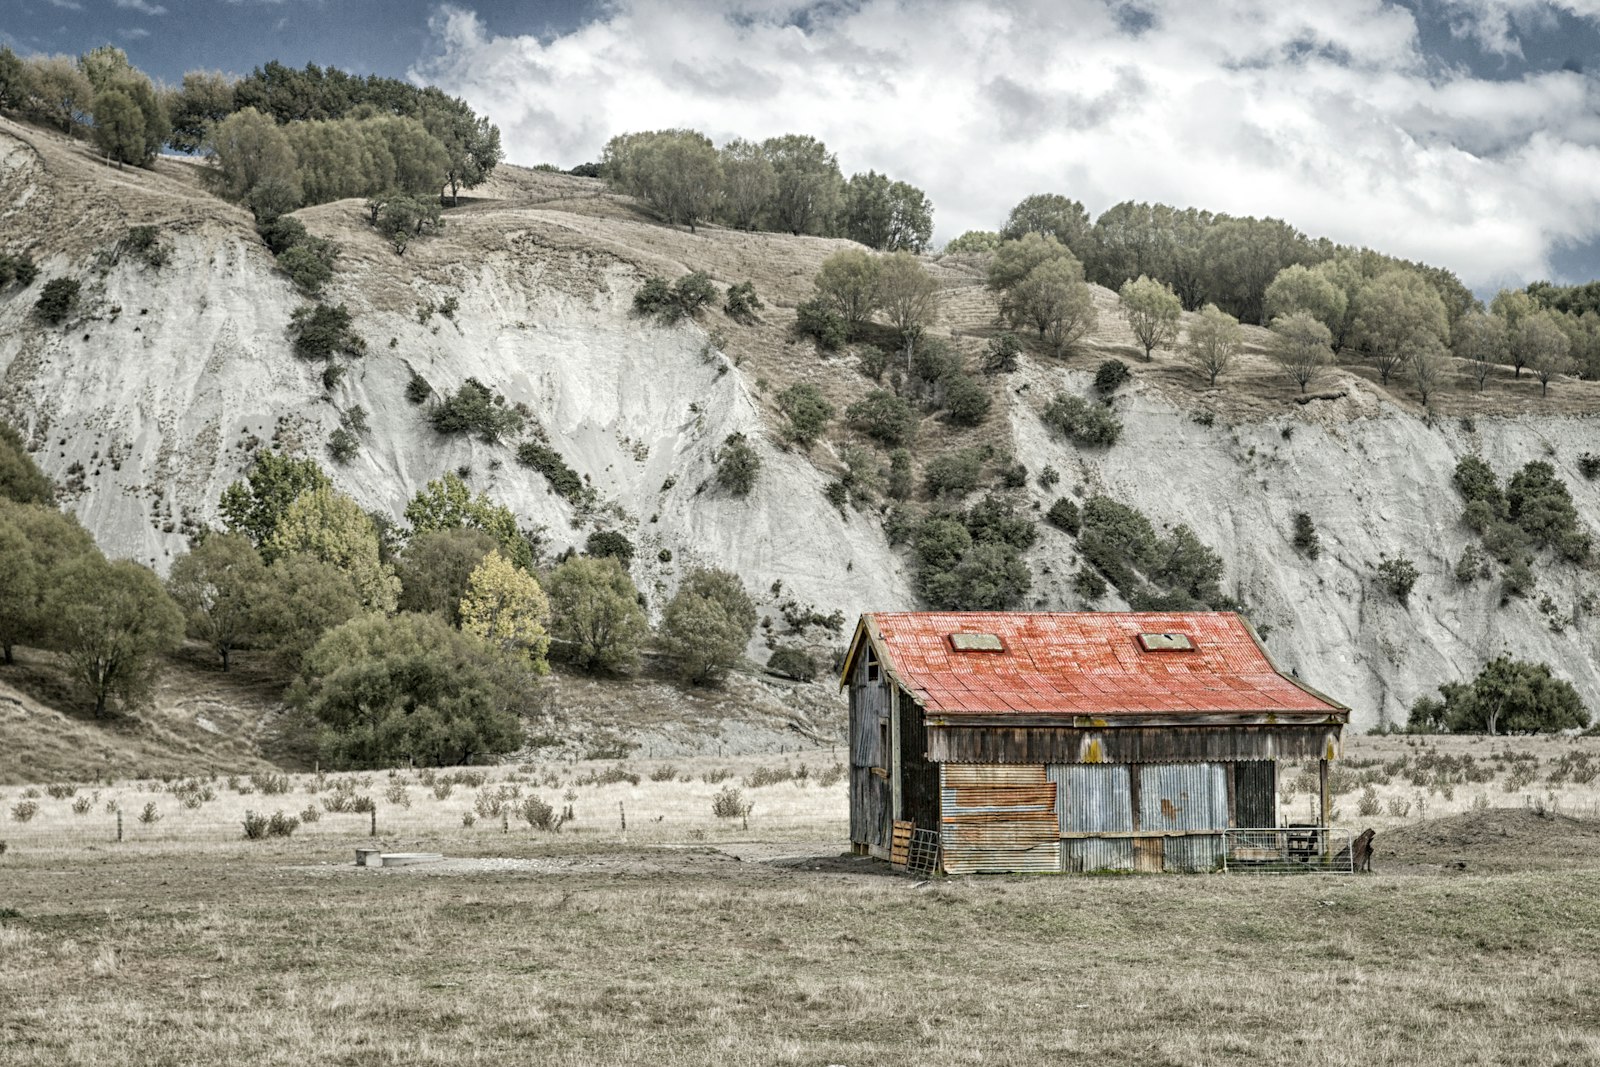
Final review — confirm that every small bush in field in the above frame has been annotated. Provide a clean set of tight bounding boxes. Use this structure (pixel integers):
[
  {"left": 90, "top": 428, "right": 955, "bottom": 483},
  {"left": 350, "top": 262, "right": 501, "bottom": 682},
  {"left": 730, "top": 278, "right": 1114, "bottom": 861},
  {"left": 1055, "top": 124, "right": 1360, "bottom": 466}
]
[
  {"left": 267, "top": 811, "right": 299, "bottom": 837},
  {"left": 242, "top": 811, "right": 268, "bottom": 839},
  {"left": 10, "top": 801, "right": 38, "bottom": 823},
  {"left": 252, "top": 773, "right": 292, "bottom": 796},
  {"left": 461, "top": 811, "right": 477, "bottom": 828},
  {"left": 1357, "top": 785, "right": 1380, "bottom": 816},
  {"left": 45, "top": 784, "right": 77, "bottom": 800},
  {"left": 711, "top": 785, "right": 750, "bottom": 820},
  {"left": 137, "top": 802, "right": 160, "bottom": 825},
  {"left": 299, "top": 805, "right": 321, "bottom": 824},
  {"left": 649, "top": 765, "right": 679, "bottom": 782},
  {"left": 519, "top": 795, "right": 561, "bottom": 831},
  {"left": 351, "top": 795, "right": 376, "bottom": 814},
  {"left": 432, "top": 781, "right": 455, "bottom": 801},
  {"left": 701, "top": 768, "right": 733, "bottom": 785},
  {"left": 71, "top": 796, "right": 92, "bottom": 815},
  {"left": 384, "top": 781, "right": 411, "bottom": 808},
  {"left": 743, "top": 765, "right": 795, "bottom": 788},
  {"left": 818, "top": 763, "right": 846, "bottom": 787}
]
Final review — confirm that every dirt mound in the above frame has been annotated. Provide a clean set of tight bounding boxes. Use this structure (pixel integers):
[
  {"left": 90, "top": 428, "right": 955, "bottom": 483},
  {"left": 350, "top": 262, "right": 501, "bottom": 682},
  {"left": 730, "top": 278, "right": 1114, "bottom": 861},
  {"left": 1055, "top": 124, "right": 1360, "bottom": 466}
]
[{"left": 1378, "top": 807, "right": 1600, "bottom": 873}]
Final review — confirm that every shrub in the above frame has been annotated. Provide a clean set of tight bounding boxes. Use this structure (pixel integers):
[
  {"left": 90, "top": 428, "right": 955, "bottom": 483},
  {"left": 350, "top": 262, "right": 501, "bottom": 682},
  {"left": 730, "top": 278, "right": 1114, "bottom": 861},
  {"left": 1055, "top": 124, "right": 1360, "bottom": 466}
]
[
  {"left": 634, "top": 272, "right": 715, "bottom": 322},
  {"left": 1454, "top": 545, "right": 1487, "bottom": 583},
  {"left": 585, "top": 530, "right": 635, "bottom": 566},
  {"left": 1038, "top": 465, "right": 1060, "bottom": 490},
  {"left": 1377, "top": 555, "right": 1420, "bottom": 606},
  {"left": 1580, "top": 453, "right": 1600, "bottom": 480},
  {"left": 943, "top": 373, "right": 992, "bottom": 426},
  {"left": 1292, "top": 512, "right": 1321, "bottom": 559},
  {"left": 858, "top": 345, "right": 889, "bottom": 381},
  {"left": 258, "top": 215, "right": 310, "bottom": 255},
  {"left": 383, "top": 780, "right": 411, "bottom": 808},
  {"left": 327, "top": 428, "right": 358, "bottom": 464},
  {"left": 33, "top": 278, "right": 80, "bottom": 324},
  {"left": 795, "top": 298, "right": 848, "bottom": 351},
  {"left": 430, "top": 378, "right": 523, "bottom": 442},
  {"left": 242, "top": 810, "right": 268, "bottom": 839},
  {"left": 1041, "top": 394, "right": 1121, "bottom": 446},
  {"left": 276, "top": 243, "right": 335, "bottom": 294},
  {"left": 10, "top": 800, "right": 37, "bottom": 823},
  {"left": 767, "top": 646, "right": 818, "bottom": 682},
  {"left": 711, "top": 785, "right": 750, "bottom": 819},
  {"left": 45, "top": 784, "right": 76, "bottom": 800},
  {"left": 517, "top": 442, "right": 586, "bottom": 502},
  {"left": 715, "top": 432, "right": 761, "bottom": 496},
  {"left": 137, "top": 802, "right": 160, "bottom": 824},
  {"left": 267, "top": 810, "right": 299, "bottom": 837},
  {"left": 71, "top": 796, "right": 92, "bottom": 815},
  {"left": 923, "top": 449, "right": 983, "bottom": 499},
  {"left": 724, "top": 280, "right": 763, "bottom": 322},
  {"left": 983, "top": 332, "right": 1022, "bottom": 374},
  {"left": 846, "top": 389, "right": 918, "bottom": 446},
  {"left": 518, "top": 794, "right": 561, "bottom": 831},
  {"left": 1357, "top": 785, "right": 1380, "bottom": 817},
  {"left": 1093, "top": 359, "right": 1131, "bottom": 397},
  {"left": 405, "top": 372, "right": 431, "bottom": 404},
  {"left": 299, "top": 805, "right": 321, "bottom": 823},
  {"left": 776, "top": 383, "right": 834, "bottom": 448},
  {"left": 252, "top": 773, "right": 292, "bottom": 795},
  {"left": 121, "top": 225, "right": 170, "bottom": 269},
  {"left": 289, "top": 303, "right": 364, "bottom": 360},
  {"left": 1046, "top": 497, "right": 1081, "bottom": 535},
  {"left": 0, "top": 251, "right": 38, "bottom": 289},
  {"left": 1500, "top": 557, "right": 1536, "bottom": 601},
  {"left": 887, "top": 449, "right": 914, "bottom": 501}
]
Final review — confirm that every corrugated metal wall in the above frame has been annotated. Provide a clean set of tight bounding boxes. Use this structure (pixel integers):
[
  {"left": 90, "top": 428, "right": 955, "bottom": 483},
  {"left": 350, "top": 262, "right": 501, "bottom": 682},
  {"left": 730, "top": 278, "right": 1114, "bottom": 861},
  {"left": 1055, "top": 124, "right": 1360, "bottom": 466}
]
[
  {"left": 940, "top": 764, "right": 1059, "bottom": 874},
  {"left": 1139, "top": 763, "right": 1228, "bottom": 872},
  {"left": 1234, "top": 760, "right": 1277, "bottom": 827},
  {"left": 1051, "top": 765, "right": 1135, "bottom": 872}
]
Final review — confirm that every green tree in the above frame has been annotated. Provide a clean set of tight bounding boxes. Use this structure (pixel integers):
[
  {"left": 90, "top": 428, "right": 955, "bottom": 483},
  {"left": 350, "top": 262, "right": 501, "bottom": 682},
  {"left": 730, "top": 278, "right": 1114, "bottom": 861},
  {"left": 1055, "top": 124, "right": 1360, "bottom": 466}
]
[
  {"left": 544, "top": 555, "right": 651, "bottom": 674},
  {"left": 843, "top": 171, "right": 934, "bottom": 252},
  {"left": 1119, "top": 275, "right": 1182, "bottom": 360},
  {"left": 987, "top": 231, "right": 1070, "bottom": 295},
  {"left": 1270, "top": 311, "right": 1334, "bottom": 393},
  {"left": 763, "top": 133, "right": 843, "bottom": 235},
  {"left": 0, "top": 422, "right": 54, "bottom": 506},
  {"left": 875, "top": 251, "right": 940, "bottom": 339},
  {"left": 166, "top": 533, "right": 267, "bottom": 671},
  {"left": 420, "top": 88, "right": 503, "bottom": 204},
  {"left": 0, "top": 47, "right": 27, "bottom": 112},
  {"left": 395, "top": 526, "right": 497, "bottom": 626},
  {"left": 369, "top": 192, "right": 443, "bottom": 254},
  {"left": 252, "top": 553, "right": 364, "bottom": 673},
  {"left": 460, "top": 551, "right": 551, "bottom": 668},
  {"left": 1517, "top": 311, "right": 1572, "bottom": 397},
  {"left": 846, "top": 389, "right": 918, "bottom": 445},
  {"left": 1198, "top": 216, "right": 1316, "bottom": 325},
  {"left": 814, "top": 248, "right": 882, "bottom": 338},
  {"left": 1183, "top": 303, "right": 1243, "bottom": 386},
  {"left": 219, "top": 451, "right": 332, "bottom": 552},
  {"left": 0, "top": 503, "right": 97, "bottom": 664},
  {"left": 33, "top": 278, "right": 80, "bottom": 325},
  {"left": 1011, "top": 257, "right": 1097, "bottom": 355},
  {"left": 603, "top": 129, "right": 722, "bottom": 232},
  {"left": 404, "top": 472, "right": 533, "bottom": 570},
  {"left": 585, "top": 530, "right": 635, "bottom": 566},
  {"left": 165, "top": 70, "right": 235, "bottom": 154},
  {"left": 1350, "top": 270, "right": 1451, "bottom": 386},
  {"left": 46, "top": 556, "right": 183, "bottom": 718},
  {"left": 657, "top": 568, "right": 757, "bottom": 685},
  {"left": 1001, "top": 193, "right": 1092, "bottom": 259},
  {"left": 945, "top": 230, "right": 1001, "bottom": 255},
  {"left": 1454, "top": 309, "right": 1507, "bottom": 391},
  {"left": 267, "top": 486, "right": 399, "bottom": 612},
  {"left": 776, "top": 383, "right": 834, "bottom": 448},
  {"left": 718, "top": 137, "right": 776, "bottom": 230},
  {"left": 1435, "top": 656, "right": 1589, "bottom": 735},
  {"left": 1263, "top": 263, "right": 1347, "bottom": 336},
  {"left": 205, "top": 107, "right": 302, "bottom": 218},
  {"left": 293, "top": 612, "right": 530, "bottom": 767},
  {"left": 90, "top": 88, "right": 146, "bottom": 168}
]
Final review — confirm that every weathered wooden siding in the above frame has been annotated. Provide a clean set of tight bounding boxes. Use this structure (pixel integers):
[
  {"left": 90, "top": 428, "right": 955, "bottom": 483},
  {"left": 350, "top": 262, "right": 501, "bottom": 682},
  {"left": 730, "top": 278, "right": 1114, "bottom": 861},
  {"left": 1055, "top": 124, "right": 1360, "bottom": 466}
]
[
  {"left": 899, "top": 698, "right": 940, "bottom": 835},
  {"left": 848, "top": 648, "right": 891, "bottom": 854},
  {"left": 928, "top": 725, "right": 1342, "bottom": 764},
  {"left": 940, "top": 764, "right": 1058, "bottom": 874},
  {"left": 1234, "top": 760, "right": 1277, "bottom": 828}
]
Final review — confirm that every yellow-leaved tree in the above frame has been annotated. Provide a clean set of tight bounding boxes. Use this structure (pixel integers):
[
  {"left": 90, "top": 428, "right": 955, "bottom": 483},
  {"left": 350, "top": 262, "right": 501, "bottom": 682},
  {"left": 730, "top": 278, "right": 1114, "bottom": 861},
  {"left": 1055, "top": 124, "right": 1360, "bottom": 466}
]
[
  {"left": 460, "top": 550, "right": 551, "bottom": 672},
  {"left": 267, "top": 485, "right": 399, "bottom": 613}
]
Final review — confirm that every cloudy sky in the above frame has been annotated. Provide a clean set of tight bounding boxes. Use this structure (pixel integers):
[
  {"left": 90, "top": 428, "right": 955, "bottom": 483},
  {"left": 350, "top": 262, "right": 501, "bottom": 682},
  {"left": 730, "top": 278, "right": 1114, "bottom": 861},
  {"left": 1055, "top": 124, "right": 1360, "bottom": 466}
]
[{"left": 8, "top": 1, "right": 1600, "bottom": 294}]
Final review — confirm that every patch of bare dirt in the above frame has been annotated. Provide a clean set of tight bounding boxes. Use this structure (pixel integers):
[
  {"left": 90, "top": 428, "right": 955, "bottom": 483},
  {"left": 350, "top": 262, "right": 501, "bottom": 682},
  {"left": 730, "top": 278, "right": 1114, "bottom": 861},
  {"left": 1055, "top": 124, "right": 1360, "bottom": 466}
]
[{"left": 1378, "top": 807, "right": 1600, "bottom": 873}]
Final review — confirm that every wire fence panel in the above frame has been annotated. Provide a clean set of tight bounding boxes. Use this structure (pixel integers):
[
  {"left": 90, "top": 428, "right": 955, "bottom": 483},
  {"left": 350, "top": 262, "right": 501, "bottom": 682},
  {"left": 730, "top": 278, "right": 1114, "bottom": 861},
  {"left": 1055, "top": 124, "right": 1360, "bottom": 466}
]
[{"left": 1222, "top": 827, "right": 1355, "bottom": 874}]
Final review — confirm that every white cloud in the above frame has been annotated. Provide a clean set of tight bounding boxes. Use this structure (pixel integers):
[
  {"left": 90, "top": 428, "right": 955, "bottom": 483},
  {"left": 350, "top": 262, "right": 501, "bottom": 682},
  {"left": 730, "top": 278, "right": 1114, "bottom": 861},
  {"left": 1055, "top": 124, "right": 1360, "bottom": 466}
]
[
  {"left": 113, "top": 0, "right": 168, "bottom": 14},
  {"left": 414, "top": 0, "right": 1600, "bottom": 289},
  {"left": 46, "top": 0, "right": 84, "bottom": 9},
  {"left": 117, "top": 26, "right": 151, "bottom": 39}
]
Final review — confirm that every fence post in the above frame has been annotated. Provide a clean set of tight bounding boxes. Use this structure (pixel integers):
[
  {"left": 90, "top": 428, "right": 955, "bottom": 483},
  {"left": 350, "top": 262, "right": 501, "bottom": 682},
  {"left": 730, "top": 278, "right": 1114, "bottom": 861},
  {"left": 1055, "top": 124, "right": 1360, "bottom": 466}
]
[
  {"left": 369, "top": 806, "right": 376, "bottom": 838},
  {"left": 116, "top": 810, "right": 123, "bottom": 843}
]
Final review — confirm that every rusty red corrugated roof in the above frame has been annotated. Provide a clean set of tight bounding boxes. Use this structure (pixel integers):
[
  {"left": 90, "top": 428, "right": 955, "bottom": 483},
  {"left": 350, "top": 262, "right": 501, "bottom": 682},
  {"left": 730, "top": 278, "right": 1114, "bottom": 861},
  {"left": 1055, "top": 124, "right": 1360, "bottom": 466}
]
[{"left": 855, "top": 611, "right": 1345, "bottom": 717}]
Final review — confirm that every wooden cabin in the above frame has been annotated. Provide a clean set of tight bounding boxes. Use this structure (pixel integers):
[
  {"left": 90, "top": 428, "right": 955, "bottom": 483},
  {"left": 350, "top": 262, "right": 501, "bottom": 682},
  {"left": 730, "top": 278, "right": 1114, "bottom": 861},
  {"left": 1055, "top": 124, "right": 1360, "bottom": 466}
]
[{"left": 841, "top": 611, "right": 1350, "bottom": 874}]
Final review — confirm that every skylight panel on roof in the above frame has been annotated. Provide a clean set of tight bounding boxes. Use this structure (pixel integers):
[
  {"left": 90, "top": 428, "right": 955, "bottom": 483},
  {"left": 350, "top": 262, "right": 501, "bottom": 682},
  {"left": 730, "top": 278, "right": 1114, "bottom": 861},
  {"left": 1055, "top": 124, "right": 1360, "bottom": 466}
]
[
  {"left": 1137, "top": 632, "right": 1194, "bottom": 652},
  {"left": 948, "top": 632, "right": 1004, "bottom": 652}
]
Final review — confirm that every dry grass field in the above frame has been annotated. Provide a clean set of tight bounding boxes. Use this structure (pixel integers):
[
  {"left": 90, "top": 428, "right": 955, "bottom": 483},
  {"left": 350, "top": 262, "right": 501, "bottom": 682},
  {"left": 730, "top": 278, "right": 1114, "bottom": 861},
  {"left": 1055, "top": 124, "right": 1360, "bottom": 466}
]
[{"left": 4, "top": 735, "right": 1600, "bottom": 1065}]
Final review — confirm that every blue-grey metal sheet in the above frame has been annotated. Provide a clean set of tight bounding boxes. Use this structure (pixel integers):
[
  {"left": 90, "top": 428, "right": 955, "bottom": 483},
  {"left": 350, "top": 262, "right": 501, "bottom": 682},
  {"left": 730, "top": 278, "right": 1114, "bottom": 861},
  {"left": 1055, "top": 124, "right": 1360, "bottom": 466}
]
[
  {"left": 1063, "top": 838, "right": 1135, "bottom": 873},
  {"left": 1048, "top": 764, "right": 1133, "bottom": 834},
  {"left": 1139, "top": 763, "right": 1227, "bottom": 833}
]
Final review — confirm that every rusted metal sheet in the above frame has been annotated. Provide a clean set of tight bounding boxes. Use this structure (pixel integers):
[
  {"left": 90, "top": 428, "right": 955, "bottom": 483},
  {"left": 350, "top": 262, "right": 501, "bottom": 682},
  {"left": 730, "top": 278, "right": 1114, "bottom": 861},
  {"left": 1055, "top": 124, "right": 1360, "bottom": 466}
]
[
  {"left": 928, "top": 725, "right": 1342, "bottom": 765},
  {"left": 944, "top": 764, "right": 1049, "bottom": 786},
  {"left": 940, "top": 764, "right": 1059, "bottom": 874},
  {"left": 1048, "top": 764, "right": 1133, "bottom": 833}
]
